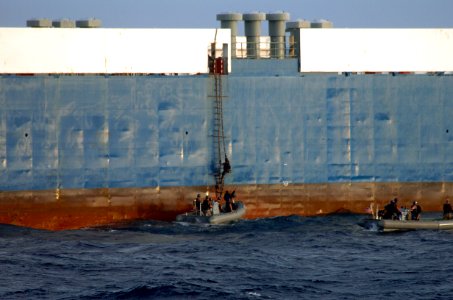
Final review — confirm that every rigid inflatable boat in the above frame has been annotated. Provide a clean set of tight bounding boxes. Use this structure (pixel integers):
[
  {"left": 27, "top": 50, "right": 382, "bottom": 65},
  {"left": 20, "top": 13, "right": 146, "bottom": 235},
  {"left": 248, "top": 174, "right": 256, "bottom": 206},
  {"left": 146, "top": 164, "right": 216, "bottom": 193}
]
[{"left": 176, "top": 201, "right": 246, "bottom": 225}]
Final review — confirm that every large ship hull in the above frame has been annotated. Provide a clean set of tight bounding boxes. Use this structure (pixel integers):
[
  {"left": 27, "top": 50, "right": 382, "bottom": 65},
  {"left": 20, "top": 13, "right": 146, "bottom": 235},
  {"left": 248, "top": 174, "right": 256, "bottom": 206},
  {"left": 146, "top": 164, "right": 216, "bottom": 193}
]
[
  {"left": 1, "top": 182, "right": 451, "bottom": 230},
  {"left": 1, "top": 59, "right": 452, "bottom": 230}
]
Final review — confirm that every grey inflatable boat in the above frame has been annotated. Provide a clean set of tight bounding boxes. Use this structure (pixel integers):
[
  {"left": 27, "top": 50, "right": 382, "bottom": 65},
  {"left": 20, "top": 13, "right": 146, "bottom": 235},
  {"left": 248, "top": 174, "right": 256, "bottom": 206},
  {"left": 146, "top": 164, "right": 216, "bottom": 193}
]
[
  {"left": 176, "top": 201, "right": 246, "bottom": 225},
  {"left": 361, "top": 218, "right": 453, "bottom": 232}
]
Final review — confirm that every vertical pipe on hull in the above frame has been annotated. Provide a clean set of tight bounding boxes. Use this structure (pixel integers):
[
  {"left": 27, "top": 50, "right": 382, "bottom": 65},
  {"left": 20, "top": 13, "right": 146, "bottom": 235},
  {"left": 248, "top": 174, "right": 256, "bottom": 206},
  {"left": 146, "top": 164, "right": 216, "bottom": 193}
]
[
  {"left": 243, "top": 13, "right": 266, "bottom": 59},
  {"left": 266, "top": 12, "right": 290, "bottom": 59},
  {"left": 217, "top": 13, "right": 242, "bottom": 58}
]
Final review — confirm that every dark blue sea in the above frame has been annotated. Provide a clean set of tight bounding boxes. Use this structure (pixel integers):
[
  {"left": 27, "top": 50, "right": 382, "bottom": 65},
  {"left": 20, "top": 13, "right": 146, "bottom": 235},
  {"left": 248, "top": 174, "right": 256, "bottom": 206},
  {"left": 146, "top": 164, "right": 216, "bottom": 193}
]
[{"left": 1, "top": 214, "right": 453, "bottom": 299}]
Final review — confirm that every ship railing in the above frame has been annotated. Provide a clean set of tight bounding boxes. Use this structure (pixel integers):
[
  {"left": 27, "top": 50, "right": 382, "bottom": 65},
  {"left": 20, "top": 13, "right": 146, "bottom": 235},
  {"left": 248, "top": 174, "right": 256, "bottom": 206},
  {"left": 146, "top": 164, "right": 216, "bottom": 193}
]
[
  {"left": 208, "top": 37, "right": 299, "bottom": 59},
  {"left": 234, "top": 41, "right": 298, "bottom": 59}
]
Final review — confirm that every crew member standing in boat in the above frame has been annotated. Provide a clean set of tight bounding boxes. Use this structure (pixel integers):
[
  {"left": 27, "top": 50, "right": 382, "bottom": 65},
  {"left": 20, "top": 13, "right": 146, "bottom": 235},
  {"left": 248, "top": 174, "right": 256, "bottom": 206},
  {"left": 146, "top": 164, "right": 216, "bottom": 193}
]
[
  {"left": 202, "top": 195, "right": 212, "bottom": 216},
  {"left": 194, "top": 194, "right": 202, "bottom": 215},
  {"left": 212, "top": 197, "right": 221, "bottom": 215},
  {"left": 224, "top": 190, "right": 233, "bottom": 213},
  {"left": 400, "top": 206, "right": 408, "bottom": 220},
  {"left": 382, "top": 198, "right": 401, "bottom": 220},
  {"left": 443, "top": 198, "right": 453, "bottom": 220},
  {"left": 410, "top": 201, "right": 422, "bottom": 220}
]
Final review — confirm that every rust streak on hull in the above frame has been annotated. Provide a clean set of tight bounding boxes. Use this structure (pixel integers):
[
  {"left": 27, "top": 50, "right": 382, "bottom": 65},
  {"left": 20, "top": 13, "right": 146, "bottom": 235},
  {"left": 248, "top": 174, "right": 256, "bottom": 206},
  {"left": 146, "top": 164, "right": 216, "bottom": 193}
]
[{"left": 0, "top": 182, "right": 452, "bottom": 230}]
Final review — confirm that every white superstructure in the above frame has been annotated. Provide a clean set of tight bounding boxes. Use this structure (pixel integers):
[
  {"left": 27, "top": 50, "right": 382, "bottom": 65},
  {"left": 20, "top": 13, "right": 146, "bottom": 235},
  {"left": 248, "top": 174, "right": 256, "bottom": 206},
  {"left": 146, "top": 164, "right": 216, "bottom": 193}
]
[
  {"left": 298, "top": 29, "right": 453, "bottom": 73},
  {"left": 0, "top": 28, "right": 231, "bottom": 74}
]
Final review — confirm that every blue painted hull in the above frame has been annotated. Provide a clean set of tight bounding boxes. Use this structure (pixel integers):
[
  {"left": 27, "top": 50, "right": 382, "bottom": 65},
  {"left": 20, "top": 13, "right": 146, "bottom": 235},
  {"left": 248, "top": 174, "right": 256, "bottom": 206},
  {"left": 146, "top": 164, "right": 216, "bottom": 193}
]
[{"left": 0, "top": 59, "right": 452, "bottom": 229}]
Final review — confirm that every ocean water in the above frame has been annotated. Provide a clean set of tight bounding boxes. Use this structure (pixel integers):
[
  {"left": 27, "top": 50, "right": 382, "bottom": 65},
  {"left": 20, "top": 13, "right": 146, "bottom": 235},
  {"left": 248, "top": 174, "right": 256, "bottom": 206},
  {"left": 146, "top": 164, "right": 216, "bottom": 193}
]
[{"left": 1, "top": 214, "right": 453, "bottom": 300}]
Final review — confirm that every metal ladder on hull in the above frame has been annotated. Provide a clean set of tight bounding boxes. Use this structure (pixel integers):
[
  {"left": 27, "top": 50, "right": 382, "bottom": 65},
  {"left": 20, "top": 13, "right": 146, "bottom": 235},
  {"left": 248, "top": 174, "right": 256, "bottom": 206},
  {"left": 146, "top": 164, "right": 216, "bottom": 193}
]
[{"left": 210, "top": 57, "right": 230, "bottom": 199}]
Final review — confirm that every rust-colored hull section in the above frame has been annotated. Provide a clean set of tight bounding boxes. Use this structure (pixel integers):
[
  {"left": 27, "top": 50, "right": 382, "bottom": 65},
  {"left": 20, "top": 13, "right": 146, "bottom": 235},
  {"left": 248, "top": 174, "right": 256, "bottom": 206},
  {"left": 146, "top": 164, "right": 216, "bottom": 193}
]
[{"left": 1, "top": 182, "right": 452, "bottom": 230}]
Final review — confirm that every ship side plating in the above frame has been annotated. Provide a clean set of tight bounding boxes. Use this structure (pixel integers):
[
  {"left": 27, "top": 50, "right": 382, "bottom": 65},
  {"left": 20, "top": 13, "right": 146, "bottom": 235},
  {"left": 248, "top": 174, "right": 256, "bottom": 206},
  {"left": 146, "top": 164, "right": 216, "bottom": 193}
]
[{"left": 0, "top": 16, "right": 452, "bottom": 229}]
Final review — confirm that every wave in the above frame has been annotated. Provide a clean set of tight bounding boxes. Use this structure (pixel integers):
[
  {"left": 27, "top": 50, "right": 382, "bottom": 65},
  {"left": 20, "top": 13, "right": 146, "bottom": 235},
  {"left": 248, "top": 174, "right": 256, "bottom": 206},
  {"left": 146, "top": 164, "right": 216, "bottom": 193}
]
[
  {"left": 90, "top": 214, "right": 365, "bottom": 236},
  {"left": 81, "top": 283, "right": 233, "bottom": 300}
]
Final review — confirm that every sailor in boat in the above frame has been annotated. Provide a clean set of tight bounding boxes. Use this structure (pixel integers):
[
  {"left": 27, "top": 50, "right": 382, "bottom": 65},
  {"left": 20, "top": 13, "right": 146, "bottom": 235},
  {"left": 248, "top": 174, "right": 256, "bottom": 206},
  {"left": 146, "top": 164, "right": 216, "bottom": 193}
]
[
  {"left": 212, "top": 197, "right": 221, "bottom": 215},
  {"left": 443, "top": 198, "right": 453, "bottom": 220},
  {"left": 202, "top": 195, "right": 212, "bottom": 216},
  {"left": 410, "top": 201, "right": 422, "bottom": 220},
  {"left": 223, "top": 190, "right": 233, "bottom": 213},
  {"left": 193, "top": 194, "right": 202, "bottom": 215},
  {"left": 381, "top": 198, "right": 401, "bottom": 220},
  {"left": 399, "top": 206, "right": 409, "bottom": 220}
]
